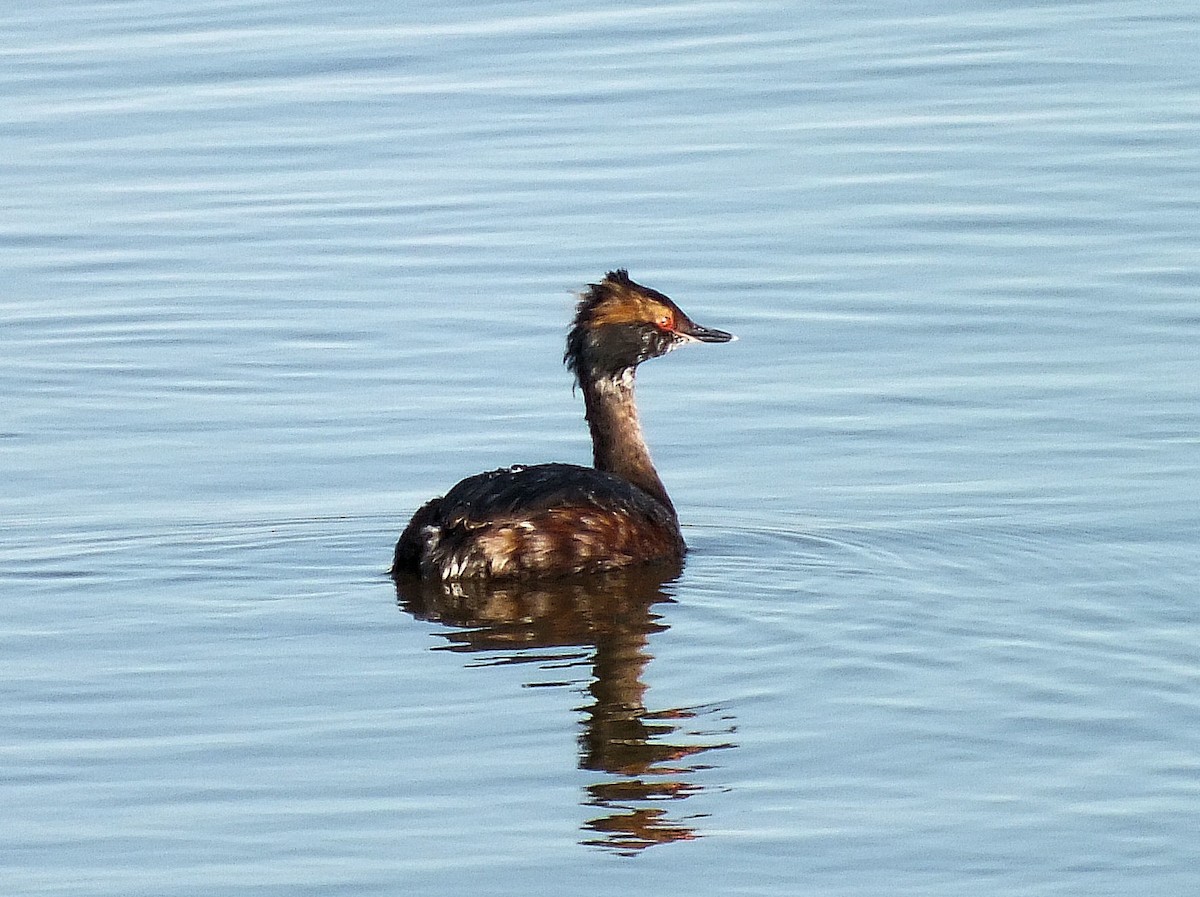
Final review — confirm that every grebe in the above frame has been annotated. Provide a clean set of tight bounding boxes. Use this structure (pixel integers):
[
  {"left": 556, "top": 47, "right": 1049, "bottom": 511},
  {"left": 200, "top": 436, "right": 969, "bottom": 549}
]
[{"left": 392, "top": 270, "right": 733, "bottom": 580}]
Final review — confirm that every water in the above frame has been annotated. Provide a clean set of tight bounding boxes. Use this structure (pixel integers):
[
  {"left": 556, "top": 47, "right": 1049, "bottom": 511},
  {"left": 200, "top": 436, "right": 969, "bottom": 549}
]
[{"left": 3, "top": 1, "right": 1199, "bottom": 894}]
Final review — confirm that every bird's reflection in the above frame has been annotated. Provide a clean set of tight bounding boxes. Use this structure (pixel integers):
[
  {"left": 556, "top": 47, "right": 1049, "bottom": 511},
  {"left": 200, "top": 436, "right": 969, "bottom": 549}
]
[{"left": 394, "top": 563, "right": 735, "bottom": 854}]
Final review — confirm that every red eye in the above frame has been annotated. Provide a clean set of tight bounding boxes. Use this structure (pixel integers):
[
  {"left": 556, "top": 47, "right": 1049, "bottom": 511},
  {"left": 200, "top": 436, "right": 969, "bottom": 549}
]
[{"left": 656, "top": 312, "right": 674, "bottom": 330}]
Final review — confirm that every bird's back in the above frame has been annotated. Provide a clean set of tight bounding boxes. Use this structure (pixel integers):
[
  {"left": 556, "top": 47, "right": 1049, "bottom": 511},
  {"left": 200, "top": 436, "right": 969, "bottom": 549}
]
[{"left": 392, "top": 463, "right": 684, "bottom": 580}]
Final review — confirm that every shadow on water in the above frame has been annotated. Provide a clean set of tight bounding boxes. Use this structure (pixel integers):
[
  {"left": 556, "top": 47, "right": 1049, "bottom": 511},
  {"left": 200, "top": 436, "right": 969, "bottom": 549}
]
[{"left": 393, "top": 563, "right": 736, "bottom": 854}]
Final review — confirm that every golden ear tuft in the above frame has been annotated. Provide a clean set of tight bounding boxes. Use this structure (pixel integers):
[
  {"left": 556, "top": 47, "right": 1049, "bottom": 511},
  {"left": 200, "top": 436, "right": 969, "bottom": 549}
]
[{"left": 586, "top": 277, "right": 672, "bottom": 328}]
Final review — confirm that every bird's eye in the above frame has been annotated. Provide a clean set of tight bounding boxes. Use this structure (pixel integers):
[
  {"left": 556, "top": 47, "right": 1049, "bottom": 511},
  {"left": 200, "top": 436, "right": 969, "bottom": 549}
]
[{"left": 656, "top": 312, "right": 674, "bottom": 330}]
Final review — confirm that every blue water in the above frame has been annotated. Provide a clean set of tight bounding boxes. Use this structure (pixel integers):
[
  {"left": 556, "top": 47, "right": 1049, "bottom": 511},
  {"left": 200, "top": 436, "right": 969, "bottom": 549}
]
[{"left": 3, "top": 2, "right": 1199, "bottom": 894}]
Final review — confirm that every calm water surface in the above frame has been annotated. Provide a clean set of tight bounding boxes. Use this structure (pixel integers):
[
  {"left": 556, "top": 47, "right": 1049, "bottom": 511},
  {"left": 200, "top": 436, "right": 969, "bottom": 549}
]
[{"left": 3, "top": 2, "right": 1199, "bottom": 894}]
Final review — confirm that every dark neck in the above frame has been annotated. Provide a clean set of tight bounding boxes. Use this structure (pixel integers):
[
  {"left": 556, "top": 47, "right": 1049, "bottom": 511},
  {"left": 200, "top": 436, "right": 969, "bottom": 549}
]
[{"left": 580, "top": 370, "right": 675, "bottom": 516}]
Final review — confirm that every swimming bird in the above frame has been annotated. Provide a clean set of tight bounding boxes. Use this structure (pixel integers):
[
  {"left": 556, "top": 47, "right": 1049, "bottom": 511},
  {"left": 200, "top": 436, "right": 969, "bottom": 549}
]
[{"left": 392, "top": 270, "right": 732, "bottom": 579}]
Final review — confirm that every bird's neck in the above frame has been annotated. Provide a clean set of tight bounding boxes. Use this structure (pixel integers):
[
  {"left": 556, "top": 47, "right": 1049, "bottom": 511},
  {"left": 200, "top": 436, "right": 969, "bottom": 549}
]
[{"left": 580, "top": 369, "right": 675, "bottom": 516}]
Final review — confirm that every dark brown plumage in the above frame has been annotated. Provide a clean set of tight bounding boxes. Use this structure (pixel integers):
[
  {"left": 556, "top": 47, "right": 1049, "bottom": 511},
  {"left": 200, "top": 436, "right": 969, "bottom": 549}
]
[{"left": 392, "top": 270, "right": 732, "bottom": 580}]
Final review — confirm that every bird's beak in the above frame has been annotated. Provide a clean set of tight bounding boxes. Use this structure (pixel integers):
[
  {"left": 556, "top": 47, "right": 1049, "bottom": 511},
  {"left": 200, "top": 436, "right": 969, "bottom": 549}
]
[{"left": 677, "top": 318, "right": 735, "bottom": 343}]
